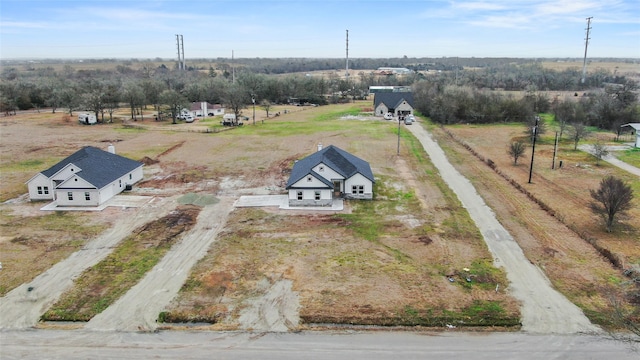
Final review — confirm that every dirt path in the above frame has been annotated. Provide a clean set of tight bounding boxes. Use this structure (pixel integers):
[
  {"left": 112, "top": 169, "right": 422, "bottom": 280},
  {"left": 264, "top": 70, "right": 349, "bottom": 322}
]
[
  {"left": 0, "top": 197, "right": 176, "bottom": 330},
  {"left": 238, "top": 278, "right": 300, "bottom": 332},
  {"left": 407, "top": 124, "right": 600, "bottom": 334},
  {"left": 85, "top": 197, "right": 234, "bottom": 331}
]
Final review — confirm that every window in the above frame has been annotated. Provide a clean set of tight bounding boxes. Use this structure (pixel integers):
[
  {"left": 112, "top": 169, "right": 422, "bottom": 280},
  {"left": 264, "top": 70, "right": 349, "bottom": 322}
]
[
  {"left": 119, "top": 179, "right": 122, "bottom": 187},
  {"left": 314, "top": 191, "right": 321, "bottom": 201},
  {"left": 129, "top": 174, "right": 132, "bottom": 180},
  {"left": 297, "top": 191, "right": 303, "bottom": 200},
  {"left": 307, "top": 176, "right": 312, "bottom": 182},
  {"left": 319, "top": 166, "right": 324, "bottom": 172},
  {"left": 43, "top": 186, "right": 49, "bottom": 195},
  {"left": 351, "top": 185, "right": 357, "bottom": 194},
  {"left": 85, "top": 192, "right": 91, "bottom": 201},
  {"left": 358, "top": 185, "right": 364, "bottom": 194},
  {"left": 352, "top": 185, "right": 364, "bottom": 194},
  {"left": 37, "top": 186, "right": 43, "bottom": 195},
  {"left": 67, "top": 192, "right": 73, "bottom": 201}
]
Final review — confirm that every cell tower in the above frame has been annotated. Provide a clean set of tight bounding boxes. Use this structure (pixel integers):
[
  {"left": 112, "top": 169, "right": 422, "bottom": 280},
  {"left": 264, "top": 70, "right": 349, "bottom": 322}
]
[
  {"left": 581, "top": 17, "right": 592, "bottom": 84},
  {"left": 345, "top": 30, "right": 349, "bottom": 79},
  {"left": 176, "top": 34, "right": 185, "bottom": 70}
]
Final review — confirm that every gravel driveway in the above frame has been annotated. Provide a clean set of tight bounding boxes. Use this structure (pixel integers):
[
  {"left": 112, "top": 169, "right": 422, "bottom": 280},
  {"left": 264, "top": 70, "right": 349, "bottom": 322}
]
[{"left": 407, "top": 124, "right": 600, "bottom": 334}]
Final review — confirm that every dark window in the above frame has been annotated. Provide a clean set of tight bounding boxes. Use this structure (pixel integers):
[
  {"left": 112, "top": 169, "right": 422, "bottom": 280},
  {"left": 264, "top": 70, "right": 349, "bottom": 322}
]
[
  {"left": 43, "top": 186, "right": 49, "bottom": 195},
  {"left": 37, "top": 186, "right": 42, "bottom": 195},
  {"left": 314, "top": 191, "right": 321, "bottom": 201},
  {"left": 297, "top": 191, "right": 303, "bottom": 200},
  {"left": 85, "top": 192, "right": 90, "bottom": 201},
  {"left": 67, "top": 192, "right": 73, "bottom": 201}
]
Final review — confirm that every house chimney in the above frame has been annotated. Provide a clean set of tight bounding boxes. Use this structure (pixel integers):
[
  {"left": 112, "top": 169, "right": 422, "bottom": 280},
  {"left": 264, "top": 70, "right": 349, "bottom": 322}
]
[
  {"left": 107, "top": 144, "right": 115, "bottom": 154},
  {"left": 317, "top": 143, "right": 323, "bottom": 152}
]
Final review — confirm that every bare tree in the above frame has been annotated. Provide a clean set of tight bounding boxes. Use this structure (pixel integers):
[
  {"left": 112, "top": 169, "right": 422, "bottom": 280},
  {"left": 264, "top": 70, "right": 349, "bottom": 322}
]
[
  {"left": 591, "top": 141, "right": 609, "bottom": 165},
  {"left": 507, "top": 141, "right": 526, "bottom": 165},
  {"left": 159, "top": 89, "right": 188, "bottom": 124},
  {"left": 570, "top": 122, "right": 590, "bottom": 150},
  {"left": 589, "top": 176, "right": 634, "bottom": 232},
  {"left": 260, "top": 99, "right": 272, "bottom": 119}
]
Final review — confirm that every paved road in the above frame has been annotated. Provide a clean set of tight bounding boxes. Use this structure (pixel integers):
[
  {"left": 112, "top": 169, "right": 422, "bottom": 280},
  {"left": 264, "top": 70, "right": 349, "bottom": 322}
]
[
  {"left": 406, "top": 124, "right": 599, "bottom": 334},
  {"left": 0, "top": 329, "right": 634, "bottom": 360},
  {"left": 578, "top": 144, "right": 640, "bottom": 177},
  {"left": 0, "top": 197, "right": 176, "bottom": 330}
]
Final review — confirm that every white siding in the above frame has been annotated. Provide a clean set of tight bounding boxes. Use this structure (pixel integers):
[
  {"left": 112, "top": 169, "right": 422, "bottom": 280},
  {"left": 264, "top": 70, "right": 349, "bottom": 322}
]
[
  {"left": 312, "top": 163, "right": 343, "bottom": 182},
  {"left": 289, "top": 174, "right": 331, "bottom": 189},
  {"left": 27, "top": 173, "right": 54, "bottom": 201},
  {"left": 345, "top": 173, "right": 373, "bottom": 199}
]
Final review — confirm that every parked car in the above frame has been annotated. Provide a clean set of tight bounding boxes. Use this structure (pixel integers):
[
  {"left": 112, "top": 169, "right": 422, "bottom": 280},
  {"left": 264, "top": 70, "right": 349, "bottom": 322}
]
[
  {"left": 404, "top": 117, "right": 413, "bottom": 125},
  {"left": 384, "top": 113, "right": 393, "bottom": 120},
  {"left": 184, "top": 115, "right": 194, "bottom": 123}
]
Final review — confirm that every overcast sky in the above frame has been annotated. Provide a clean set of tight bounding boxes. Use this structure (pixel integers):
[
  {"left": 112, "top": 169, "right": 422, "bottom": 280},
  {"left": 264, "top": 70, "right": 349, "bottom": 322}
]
[{"left": 1, "top": 0, "right": 638, "bottom": 59}]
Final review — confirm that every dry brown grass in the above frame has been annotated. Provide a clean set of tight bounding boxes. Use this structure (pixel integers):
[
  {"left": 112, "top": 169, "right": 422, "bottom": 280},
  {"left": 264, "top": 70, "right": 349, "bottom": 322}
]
[{"left": 434, "top": 123, "right": 639, "bottom": 326}]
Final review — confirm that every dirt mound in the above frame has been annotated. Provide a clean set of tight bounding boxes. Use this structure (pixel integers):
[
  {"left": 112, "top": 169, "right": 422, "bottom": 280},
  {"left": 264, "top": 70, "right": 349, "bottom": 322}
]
[{"left": 140, "top": 156, "right": 159, "bottom": 165}]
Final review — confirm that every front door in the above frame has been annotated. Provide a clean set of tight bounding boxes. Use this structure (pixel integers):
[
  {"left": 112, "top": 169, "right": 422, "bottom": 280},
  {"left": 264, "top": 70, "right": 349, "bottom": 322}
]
[{"left": 332, "top": 180, "right": 342, "bottom": 198}]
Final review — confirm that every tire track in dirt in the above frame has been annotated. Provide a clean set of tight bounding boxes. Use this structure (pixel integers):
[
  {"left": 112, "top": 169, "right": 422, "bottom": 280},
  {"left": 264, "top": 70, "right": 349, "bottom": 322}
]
[
  {"left": 0, "top": 197, "right": 176, "bottom": 329},
  {"left": 85, "top": 197, "right": 234, "bottom": 332}
]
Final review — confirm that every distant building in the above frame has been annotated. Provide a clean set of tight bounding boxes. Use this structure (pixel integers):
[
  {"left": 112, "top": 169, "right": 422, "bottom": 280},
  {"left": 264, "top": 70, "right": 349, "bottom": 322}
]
[
  {"left": 374, "top": 92, "right": 415, "bottom": 118},
  {"left": 373, "top": 67, "right": 414, "bottom": 76},
  {"left": 285, "top": 144, "right": 375, "bottom": 207},
  {"left": 26, "top": 146, "right": 143, "bottom": 207},
  {"left": 368, "top": 86, "right": 411, "bottom": 94},
  {"left": 190, "top": 102, "right": 224, "bottom": 117},
  {"left": 621, "top": 123, "right": 640, "bottom": 148}
]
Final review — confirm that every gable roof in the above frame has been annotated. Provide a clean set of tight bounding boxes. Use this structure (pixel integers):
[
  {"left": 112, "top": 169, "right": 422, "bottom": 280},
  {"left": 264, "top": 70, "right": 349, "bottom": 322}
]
[
  {"left": 286, "top": 145, "right": 374, "bottom": 189},
  {"left": 41, "top": 146, "right": 143, "bottom": 189},
  {"left": 621, "top": 123, "right": 640, "bottom": 131},
  {"left": 374, "top": 92, "right": 414, "bottom": 109}
]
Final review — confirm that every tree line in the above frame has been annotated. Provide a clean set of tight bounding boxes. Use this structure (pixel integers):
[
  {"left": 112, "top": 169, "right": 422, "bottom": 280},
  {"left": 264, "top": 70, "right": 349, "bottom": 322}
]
[{"left": 1, "top": 58, "right": 638, "bottom": 132}]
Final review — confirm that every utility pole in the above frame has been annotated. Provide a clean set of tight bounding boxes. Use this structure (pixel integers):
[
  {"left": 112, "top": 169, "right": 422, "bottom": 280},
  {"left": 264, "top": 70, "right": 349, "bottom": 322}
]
[
  {"left": 176, "top": 34, "right": 182, "bottom": 70},
  {"left": 180, "top": 35, "right": 185, "bottom": 70},
  {"left": 552, "top": 131, "right": 559, "bottom": 169},
  {"left": 345, "top": 30, "right": 349, "bottom": 79},
  {"left": 397, "top": 116, "right": 401, "bottom": 156},
  {"left": 252, "top": 95, "right": 256, "bottom": 125},
  {"left": 581, "top": 17, "right": 593, "bottom": 84},
  {"left": 232, "top": 50, "right": 235, "bottom": 84},
  {"left": 528, "top": 116, "right": 540, "bottom": 183}
]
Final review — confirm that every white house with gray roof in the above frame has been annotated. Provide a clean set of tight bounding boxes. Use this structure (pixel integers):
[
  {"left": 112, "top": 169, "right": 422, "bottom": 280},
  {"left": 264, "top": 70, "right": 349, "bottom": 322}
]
[
  {"left": 285, "top": 144, "right": 374, "bottom": 207},
  {"left": 374, "top": 92, "right": 414, "bottom": 117},
  {"left": 26, "top": 146, "right": 144, "bottom": 207}
]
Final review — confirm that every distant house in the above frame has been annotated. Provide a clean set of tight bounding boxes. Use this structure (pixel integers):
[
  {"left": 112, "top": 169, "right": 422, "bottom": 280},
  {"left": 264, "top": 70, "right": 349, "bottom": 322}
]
[
  {"left": 374, "top": 92, "right": 414, "bottom": 117},
  {"left": 621, "top": 123, "right": 640, "bottom": 148},
  {"left": 190, "top": 102, "right": 224, "bottom": 117},
  {"left": 285, "top": 144, "right": 375, "bottom": 207},
  {"left": 26, "top": 146, "right": 144, "bottom": 207}
]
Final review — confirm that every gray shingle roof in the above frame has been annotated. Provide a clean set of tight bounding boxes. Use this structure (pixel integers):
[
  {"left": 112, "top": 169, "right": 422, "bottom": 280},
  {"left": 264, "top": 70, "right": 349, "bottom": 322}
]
[
  {"left": 41, "top": 146, "right": 143, "bottom": 189},
  {"left": 286, "top": 145, "right": 374, "bottom": 189},
  {"left": 374, "top": 92, "right": 414, "bottom": 109}
]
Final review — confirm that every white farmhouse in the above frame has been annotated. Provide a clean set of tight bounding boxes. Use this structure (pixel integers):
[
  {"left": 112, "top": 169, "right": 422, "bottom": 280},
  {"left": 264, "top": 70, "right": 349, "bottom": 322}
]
[
  {"left": 26, "top": 145, "right": 144, "bottom": 207},
  {"left": 374, "top": 92, "right": 414, "bottom": 118},
  {"left": 285, "top": 144, "right": 375, "bottom": 207}
]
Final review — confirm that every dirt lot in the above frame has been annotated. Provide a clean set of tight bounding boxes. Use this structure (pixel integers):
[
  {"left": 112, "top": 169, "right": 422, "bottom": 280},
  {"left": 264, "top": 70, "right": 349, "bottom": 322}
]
[
  {"left": 0, "top": 103, "right": 636, "bottom": 331},
  {"left": 0, "top": 104, "right": 520, "bottom": 330}
]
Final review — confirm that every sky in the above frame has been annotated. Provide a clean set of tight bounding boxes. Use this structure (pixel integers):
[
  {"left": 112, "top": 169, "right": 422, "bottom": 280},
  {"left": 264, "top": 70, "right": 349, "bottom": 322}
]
[{"left": 1, "top": 0, "right": 638, "bottom": 59}]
